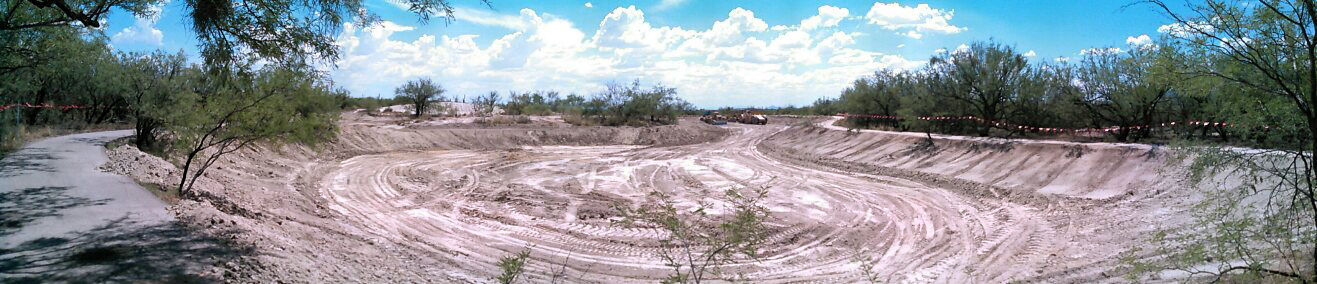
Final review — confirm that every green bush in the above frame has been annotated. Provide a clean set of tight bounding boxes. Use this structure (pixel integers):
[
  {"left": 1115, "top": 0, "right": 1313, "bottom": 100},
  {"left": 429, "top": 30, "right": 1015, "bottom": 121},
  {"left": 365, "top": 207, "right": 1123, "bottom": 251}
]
[{"left": 577, "top": 81, "right": 694, "bottom": 126}]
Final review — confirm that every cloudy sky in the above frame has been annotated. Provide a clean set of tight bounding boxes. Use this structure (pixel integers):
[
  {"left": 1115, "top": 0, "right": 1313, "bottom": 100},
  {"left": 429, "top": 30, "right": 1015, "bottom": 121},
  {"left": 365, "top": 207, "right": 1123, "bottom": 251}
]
[{"left": 104, "top": 0, "right": 1188, "bottom": 107}]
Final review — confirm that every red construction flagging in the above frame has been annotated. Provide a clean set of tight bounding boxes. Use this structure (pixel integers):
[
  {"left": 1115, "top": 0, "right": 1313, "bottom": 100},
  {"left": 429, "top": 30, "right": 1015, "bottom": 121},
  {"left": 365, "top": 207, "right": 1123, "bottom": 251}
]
[{"left": 0, "top": 103, "right": 98, "bottom": 112}]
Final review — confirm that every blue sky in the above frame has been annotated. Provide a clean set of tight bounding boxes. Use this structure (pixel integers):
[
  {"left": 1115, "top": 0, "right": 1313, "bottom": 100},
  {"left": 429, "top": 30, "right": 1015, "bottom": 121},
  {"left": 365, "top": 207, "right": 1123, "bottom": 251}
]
[{"left": 103, "top": 0, "right": 1189, "bottom": 107}]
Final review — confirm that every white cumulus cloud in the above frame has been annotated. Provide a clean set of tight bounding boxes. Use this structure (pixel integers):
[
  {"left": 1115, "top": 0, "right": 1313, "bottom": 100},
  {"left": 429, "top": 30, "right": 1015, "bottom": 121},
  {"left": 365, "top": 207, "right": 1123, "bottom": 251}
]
[
  {"left": 865, "top": 2, "right": 964, "bottom": 38},
  {"left": 110, "top": 0, "right": 168, "bottom": 46},
  {"left": 1157, "top": 21, "right": 1214, "bottom": 37},
  {"left": 1125, "top": 34, "right": 1155, "bottom": 50},
  {"left": 800, "top": 6, "right": 849, "bottom": 31},
  {"left": 330, "top": 6, "right": 921, "bottom": 107}
]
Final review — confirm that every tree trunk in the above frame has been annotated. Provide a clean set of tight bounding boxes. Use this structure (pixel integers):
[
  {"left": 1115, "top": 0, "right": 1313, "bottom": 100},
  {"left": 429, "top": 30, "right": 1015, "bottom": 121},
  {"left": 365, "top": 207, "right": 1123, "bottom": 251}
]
[
  {"left": 134, "top": 117, "right": 156, "bottom": 150},
  {"left": 24, "top": 88, "right": 47, "bottom": 125},
  {"left": 177, "top": 151, "right": 197, "bottom": 197}
]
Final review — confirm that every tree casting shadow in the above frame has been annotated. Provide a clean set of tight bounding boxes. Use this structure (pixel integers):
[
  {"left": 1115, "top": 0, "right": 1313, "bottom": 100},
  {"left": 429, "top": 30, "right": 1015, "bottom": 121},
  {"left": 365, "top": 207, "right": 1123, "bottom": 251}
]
[
  {"left": 0, "top": 186, "right": 109, "bottom": 236},
  {"left": 0, "top": 217, "right": 256, "bottom": 283},
  {"left": 0, "top": 148, "right": 58, "bottom": 178}
]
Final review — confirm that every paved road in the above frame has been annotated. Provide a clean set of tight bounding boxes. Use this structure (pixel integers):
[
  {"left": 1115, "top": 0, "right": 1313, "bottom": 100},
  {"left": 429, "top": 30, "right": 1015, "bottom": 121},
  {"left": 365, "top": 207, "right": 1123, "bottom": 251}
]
[
  {"left": 0, "top": 130, "right": 235, "bottom": 282},
  {"left": 0, "top": 130, "right": 171, "bottom": 246}
]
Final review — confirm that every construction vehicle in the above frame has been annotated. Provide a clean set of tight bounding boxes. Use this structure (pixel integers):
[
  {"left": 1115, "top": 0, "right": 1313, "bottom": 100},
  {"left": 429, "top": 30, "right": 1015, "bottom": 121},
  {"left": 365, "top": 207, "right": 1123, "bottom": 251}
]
[
  {"left": 701, "top": 111, "right": 728, "bottom": 125},
  {"left": 736, "top": 110, "right": 768, "bottom": 125}
]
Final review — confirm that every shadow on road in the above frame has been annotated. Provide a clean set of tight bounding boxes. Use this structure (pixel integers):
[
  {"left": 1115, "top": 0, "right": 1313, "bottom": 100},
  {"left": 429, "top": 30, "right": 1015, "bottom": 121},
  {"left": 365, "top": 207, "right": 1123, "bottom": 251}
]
[
  {"left": 0, "top": 149, "right": 57, "bottom": 178},
  {"left": 0, "top": 187, "right": 109, "bottom": 236},
  {"left": 0, "top": 217, "right": 256, "bottom": 283}
]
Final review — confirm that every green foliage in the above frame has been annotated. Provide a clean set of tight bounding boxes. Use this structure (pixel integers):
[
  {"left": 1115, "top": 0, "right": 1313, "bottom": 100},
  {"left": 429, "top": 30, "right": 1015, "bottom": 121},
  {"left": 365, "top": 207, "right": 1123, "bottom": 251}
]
[
  {"left": 3, "top": 0, "right": 486, "bottom": 68},
  {"left": 0, "top": 9, "right": 351, "bottom": 199},
  {"left": 503, "top": 91, "right": 557, "bottom": 116},
  {"left": 491, "top": 81, "right": 693, "bottom": 126},
  {"left": 615, "top": 184, "right": 771, "bottom": 283},
  {"left": 1140, "top": 145, "right": 1315, "bottom": 281},
  {"left": 838, "top": 70, "right": 911, "bottom": 129},
  {"left": 808, "top": 38, "right": 1243, "bottom": 143},
  {"left": 0, "top": 121, "right": 26, "bottom": 155},
  {"left": 1123, "top": 0, "right": 1317, "bottom": 281},
  {"left": 171, "top": 64, "right": 341, "bottom": 194},
  {"left": 0, "top": 30, "right": 144, "bottom": 154},
  {"left": 815, "top": 40, "right": 1088, "bottom": 138},
  {"left": 751, "top": 98, "right": 839, "bottom": 116},
  {"left": 1064, "top": 44, "right": 1181, "bottom": 142},
  {"left": 184, "top": 0, "right": 488, "bottom": 66},
  {"left": 0, "top": 0, "right": 160, "bottom": 34},
  {"left": 121, "top": 51, "right": 190, "bottom": 150},
  {"left": 925, "top": 41, "right": 1031, "bottom": 136},
  {"left": 471, "top": 91, "right": 501, "bottom": 116},
  {"left": 495, "top": 248, "right": 531, "bottom": 284},
  {"left": 578, "top": 81, "right": 695, "bottom": 127},
  {"left": 394, "top": 78, "right": 446, "bottom": 117},
  {"left": 500, "top": 91, "right": 592, "bottom": 116}
]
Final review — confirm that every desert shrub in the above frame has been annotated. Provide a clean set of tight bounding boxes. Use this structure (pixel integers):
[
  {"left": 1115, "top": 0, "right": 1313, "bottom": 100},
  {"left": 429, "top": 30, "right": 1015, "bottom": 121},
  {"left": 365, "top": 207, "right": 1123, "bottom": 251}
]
[
  {"left": 475, "top": 115, "right": 532, "bottom": 126},
  {"left": 576, "top": 81, "right": 694, "bottom": 127},
  {"left": 503, "top": 91, "right": 556, "bottom": 116},
  {"left": 561, "top": 112, "right": 598, "bottom": 126},
  {"left": 170, "top": 65, "right": 341, "bottom": 195},
  {"left": 495, "top": 248, "right": 531, "bottom": 284},
  {"left": 615, "top": 183, "right": 771, "bottom": 283}
]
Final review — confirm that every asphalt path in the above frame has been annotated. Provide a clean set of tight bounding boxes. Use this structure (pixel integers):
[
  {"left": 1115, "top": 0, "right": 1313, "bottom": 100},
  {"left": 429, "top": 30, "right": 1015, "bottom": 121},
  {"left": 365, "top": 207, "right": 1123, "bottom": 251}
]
[{"left": 0, "top": 130, "right": 230, "bottom": 282}]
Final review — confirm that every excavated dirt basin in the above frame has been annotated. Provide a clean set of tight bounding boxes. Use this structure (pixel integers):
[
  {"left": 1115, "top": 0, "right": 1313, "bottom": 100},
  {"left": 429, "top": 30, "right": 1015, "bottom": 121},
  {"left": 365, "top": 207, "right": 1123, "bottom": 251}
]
[{"left": 108, "top": 115, "right": 1197, "bottom": 283}]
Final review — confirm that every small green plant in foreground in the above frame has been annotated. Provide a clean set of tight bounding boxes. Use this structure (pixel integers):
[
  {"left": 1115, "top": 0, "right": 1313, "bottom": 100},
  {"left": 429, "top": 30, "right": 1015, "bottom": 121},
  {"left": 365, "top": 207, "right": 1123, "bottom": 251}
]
[
  {"left": 615, "top": 183, "right": 772, "bottom": 284},
  {"left": 496, "top": 248, "right": 531, "bottom": 284}
]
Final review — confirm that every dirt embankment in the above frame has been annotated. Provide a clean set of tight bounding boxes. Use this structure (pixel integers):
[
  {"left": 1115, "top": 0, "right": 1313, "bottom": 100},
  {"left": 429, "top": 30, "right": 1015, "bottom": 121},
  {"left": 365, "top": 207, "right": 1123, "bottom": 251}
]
[
  {"left": 330, "top": 120, "right": 729, "bottom": 157},
  {"left": 104, "top": 119, "right": 728, "bottom": 282},
  {"left": 763, "top": 124, "right": 1179, "bottom": 200},
  {"left": 754, "top": 123, "right": 1199, "bottom": 282},
  {"left": 102, "top": 116, "right": 1201, "bottom": 283}
]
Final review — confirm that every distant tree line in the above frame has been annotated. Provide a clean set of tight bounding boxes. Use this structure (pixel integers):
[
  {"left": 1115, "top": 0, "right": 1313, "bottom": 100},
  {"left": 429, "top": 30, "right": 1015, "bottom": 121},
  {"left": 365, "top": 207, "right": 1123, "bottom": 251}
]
[
  {"left": 493, "top": 81, "right": 697, "bottom": 126},
  {"left": 390, "top": 79, "right": 697, "bottom": 126},
  {"left": 797, "top": 40, "right": 1261, "bottom": 144}
]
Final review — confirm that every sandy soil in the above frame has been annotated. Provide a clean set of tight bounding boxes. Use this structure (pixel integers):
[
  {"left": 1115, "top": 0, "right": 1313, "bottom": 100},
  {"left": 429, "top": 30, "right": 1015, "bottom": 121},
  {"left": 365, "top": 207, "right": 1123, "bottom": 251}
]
[{"left": 106, "top": 115, "right": 1201, "bottom": 283}]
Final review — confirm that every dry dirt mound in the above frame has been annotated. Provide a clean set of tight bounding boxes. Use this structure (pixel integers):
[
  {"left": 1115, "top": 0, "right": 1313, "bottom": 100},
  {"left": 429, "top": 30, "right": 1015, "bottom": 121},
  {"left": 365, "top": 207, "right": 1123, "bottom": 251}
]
[{"left": 120, "top": 118, "right": 1198, "bottom": 283}]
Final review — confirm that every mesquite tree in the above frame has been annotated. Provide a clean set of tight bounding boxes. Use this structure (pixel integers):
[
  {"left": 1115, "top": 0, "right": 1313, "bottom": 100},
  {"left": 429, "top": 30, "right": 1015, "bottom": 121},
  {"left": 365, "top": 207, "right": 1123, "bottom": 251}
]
[
  {"left": 839, "top": 70, "right": 910, "bottom": 128},
  {"left": 122, "top": 51, "right": 189, "bottom": 150},
  {"left": 1137, "top": 0, "right": 1317, "bottom": 281},
  {"left": 172, "top": 65, "right": 338, "bottom": 195},
  {"left": 925, "top": 41, "right": 1031, "bottom": 136},
  {"left": 1065, "top": 45, "right": 1179, "bottom": 142},
  {"left": 394, "top": 78, "right": 445, "bottom": 118}
]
